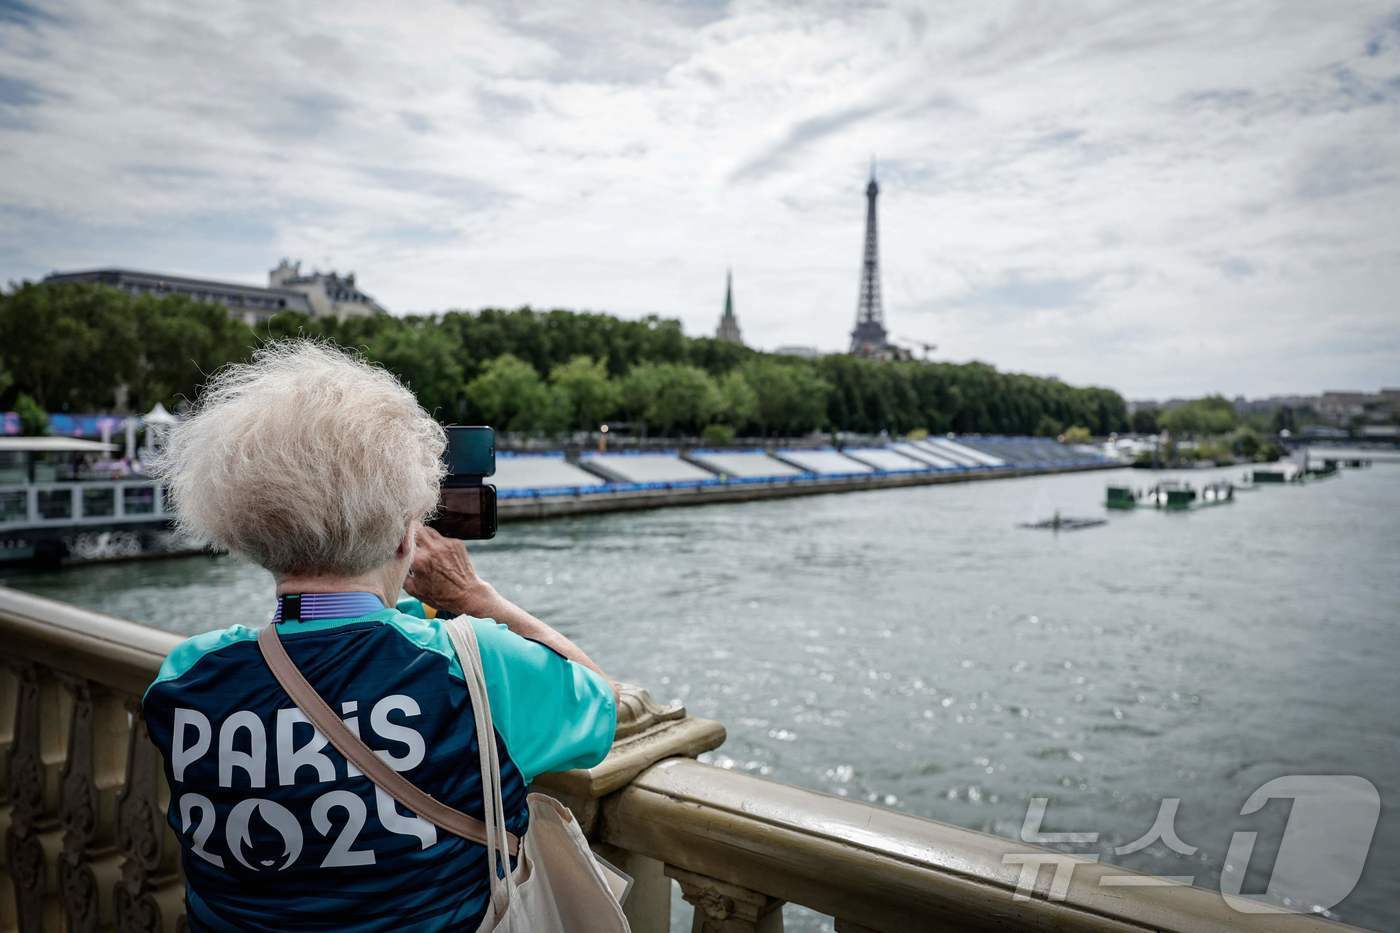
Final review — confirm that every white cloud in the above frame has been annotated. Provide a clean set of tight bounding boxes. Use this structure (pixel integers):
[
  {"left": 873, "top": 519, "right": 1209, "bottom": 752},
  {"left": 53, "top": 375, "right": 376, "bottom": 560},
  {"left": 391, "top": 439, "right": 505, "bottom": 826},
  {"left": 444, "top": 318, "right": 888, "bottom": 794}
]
[{"left": 1, "top": 0, "right": 1397, "bottom": 398}]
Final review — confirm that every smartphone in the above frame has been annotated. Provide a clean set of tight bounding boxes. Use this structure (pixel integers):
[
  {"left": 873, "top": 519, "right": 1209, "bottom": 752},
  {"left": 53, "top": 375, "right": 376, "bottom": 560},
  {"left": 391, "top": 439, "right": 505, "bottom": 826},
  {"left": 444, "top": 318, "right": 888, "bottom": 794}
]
[
  {"left": 444, "top": 425, "right": 496, "bottom": 479},
  {"left": 428, "top": 426, "right": 498, "bottom": 539},
  {"left": 430, "top": 485, "right": 498, "bottom": 540}
]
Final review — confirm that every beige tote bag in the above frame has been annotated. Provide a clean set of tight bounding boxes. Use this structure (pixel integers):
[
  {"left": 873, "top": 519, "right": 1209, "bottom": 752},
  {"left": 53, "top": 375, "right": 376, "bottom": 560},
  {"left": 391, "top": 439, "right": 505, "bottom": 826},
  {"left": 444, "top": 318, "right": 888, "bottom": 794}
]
[
  {"left": 443, "top": 615, "right": 632, "bottom": 932},
  {"left": 257, "top": 619, "right": 630, "bottom": 932}
]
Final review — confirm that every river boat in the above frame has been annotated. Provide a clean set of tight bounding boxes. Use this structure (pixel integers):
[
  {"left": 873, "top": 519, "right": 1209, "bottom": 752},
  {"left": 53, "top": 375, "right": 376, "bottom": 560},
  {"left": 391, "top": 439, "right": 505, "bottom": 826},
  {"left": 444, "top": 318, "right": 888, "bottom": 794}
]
[
  {"left": 1162, "top": 481, "right": 1234, "bottom": 510},
  {"left": 1251, "top": 463, "right": 1303, "bottom": 484},
  {"left": 1305, "top": 459, "right": 1341, "bottom": 479},
  {"left": 1195, "top": 481, "right": 1235, "bottom": 506},
  {"left": 1105, "top": 485, "right": 1140, "bottom": 509},
  {"left": 1107, "top": 482, "right": 1177, "bottom": 509},
  {"left": 1143, "top": 480, "right": 1187, "bottom": 508},
  {"left": 1108, "top": 480, "right": 1234, "bottom": 511},
  {"left": 0, "top": 437, "right": 180, "bottom": 565}
]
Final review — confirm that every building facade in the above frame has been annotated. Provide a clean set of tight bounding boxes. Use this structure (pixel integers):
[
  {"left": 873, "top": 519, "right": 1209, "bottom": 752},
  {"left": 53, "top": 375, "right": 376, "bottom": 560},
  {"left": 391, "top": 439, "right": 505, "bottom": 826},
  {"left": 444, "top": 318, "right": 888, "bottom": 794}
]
[
  {"left": 269, "top": 259, "right": 385, "bottom": 319},
  {"left": 45, "top": 259, "right": 387, "bottom": 325},
  {"left": 43, "top": 268, "right": 313, "bottom": 326}
]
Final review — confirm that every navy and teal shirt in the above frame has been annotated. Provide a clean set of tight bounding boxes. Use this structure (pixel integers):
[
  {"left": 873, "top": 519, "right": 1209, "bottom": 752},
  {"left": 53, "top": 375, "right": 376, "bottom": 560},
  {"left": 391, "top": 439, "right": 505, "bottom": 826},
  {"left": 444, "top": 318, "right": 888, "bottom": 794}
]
[{"left": 141, "top": 593, "right": 616, "bottom": 932}]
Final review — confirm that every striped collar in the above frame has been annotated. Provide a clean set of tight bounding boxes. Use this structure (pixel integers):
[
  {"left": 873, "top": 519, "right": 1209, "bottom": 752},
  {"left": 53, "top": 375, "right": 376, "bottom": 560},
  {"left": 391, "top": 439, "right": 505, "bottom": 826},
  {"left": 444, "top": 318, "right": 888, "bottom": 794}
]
[{"left": 272, "top": 591, "right": 387, "bottom": 623}]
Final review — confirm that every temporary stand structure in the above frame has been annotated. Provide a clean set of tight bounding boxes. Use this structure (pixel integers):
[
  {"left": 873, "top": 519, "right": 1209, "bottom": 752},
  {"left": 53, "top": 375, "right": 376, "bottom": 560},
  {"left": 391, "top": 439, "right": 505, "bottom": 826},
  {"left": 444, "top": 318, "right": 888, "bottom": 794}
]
[{"left": 140, "top": 403, "right": 178, "bottom": 460}]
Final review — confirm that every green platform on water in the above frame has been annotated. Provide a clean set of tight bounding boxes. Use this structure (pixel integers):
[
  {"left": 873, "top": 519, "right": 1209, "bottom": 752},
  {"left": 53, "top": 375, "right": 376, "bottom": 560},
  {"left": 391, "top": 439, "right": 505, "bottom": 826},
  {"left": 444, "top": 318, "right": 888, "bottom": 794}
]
[{"left": 1107, "top": 481, "right": 1235, "bottom": 511}]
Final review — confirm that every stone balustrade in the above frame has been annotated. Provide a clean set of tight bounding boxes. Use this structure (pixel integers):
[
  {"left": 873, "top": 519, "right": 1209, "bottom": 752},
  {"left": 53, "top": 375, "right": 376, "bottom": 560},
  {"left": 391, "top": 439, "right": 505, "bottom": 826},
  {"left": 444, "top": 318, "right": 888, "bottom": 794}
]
[{"left": 0, "top": 586, "right": 1362, "bottom": 932}]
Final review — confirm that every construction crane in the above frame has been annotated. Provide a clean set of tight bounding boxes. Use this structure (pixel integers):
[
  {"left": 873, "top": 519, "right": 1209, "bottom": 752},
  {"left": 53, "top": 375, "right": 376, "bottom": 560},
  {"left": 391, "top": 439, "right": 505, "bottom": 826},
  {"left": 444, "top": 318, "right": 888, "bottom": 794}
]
[{"left": 898, "top": 336, "right": 938, "bottom": 360}]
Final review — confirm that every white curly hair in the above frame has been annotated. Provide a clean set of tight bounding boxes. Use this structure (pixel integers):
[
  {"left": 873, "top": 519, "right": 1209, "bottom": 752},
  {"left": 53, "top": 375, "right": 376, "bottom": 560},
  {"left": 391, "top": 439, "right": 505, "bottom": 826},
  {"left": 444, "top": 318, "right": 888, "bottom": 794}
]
[{"left": 154, "top": 340, "right": 446, "bottom": 576}]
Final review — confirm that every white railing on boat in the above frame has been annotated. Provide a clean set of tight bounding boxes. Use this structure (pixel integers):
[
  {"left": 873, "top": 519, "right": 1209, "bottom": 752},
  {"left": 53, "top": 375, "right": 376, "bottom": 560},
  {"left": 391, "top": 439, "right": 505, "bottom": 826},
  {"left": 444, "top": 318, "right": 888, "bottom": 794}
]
[{"left": 0, "top": 481, "right": 169, "bottom": 532}]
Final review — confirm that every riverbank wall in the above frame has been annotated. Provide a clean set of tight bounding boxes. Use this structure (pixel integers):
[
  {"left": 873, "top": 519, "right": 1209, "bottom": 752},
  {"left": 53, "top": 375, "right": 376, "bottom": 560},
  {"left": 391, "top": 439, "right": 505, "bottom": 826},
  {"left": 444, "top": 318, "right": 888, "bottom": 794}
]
[
  {"left": 0, "top": 436, "right": 1120, "bottom": 564},
  {"left": 492, "top": 436, "right": 1119, "bottom": 521},
  {"left": 498, "top": 461, "right": 1119, "bottom": 521}
]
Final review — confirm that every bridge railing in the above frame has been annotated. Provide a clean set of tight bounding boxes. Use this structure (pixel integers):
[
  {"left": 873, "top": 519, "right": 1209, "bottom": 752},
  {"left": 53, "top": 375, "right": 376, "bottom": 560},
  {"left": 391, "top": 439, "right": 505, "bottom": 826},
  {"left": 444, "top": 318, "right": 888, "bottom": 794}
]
[{"left": 0, "top": 587, "right": 1360, "bottom": 932}]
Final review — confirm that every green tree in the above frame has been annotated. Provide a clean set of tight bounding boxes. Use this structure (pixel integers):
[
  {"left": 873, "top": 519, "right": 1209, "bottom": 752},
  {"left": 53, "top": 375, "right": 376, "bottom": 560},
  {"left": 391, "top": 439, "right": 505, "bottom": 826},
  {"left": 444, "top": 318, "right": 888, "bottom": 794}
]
[
  {"left": 742, "top": 359, "right": 829, "bottom": 435},
  {"left": 622, "top": 363, "right": 720, "bottom": 435},
  {"left": 0, "top": 282, "right": 142, "bottom": 409},
  {"left": 1230, "top": 427, "right": 1261, "bottom": 459},
  {"left": 549, "top": 355, "right": 619, "bottom": 430},
  {"left": 357, "top": 318, "right": 467, "bottom": 422},
  {"left": 14, "top": 393, "right": 48, "bottom": 436},
  {"left": 1062, "top": 425, "right": 1092, "bottom": 444},
  {"left": 1159, "top": 396, "right": 1237, "bottom": 436},
  {"left": 465, "top": 354, "right": 552, "bottom": 432},
  {"left": 700, "top": 423, "right": 736, "bottom": 445},
  {"left": 1131, "top": 408, "right": 1159, "bottom": 434},
  {"left": 1034, "top": 414, "right": 1063, "bottom": 437},
  {"left": 619, "top": 364, "right": 662, "bottom": 431},
  {"left": 786, "top": 366, "right": 833, "bottom": 434},
  {"left": 126, "top": 294, "right": 249, "bottom": 410},
  {"left": 717, "top": 370, "right": 758, "bottom": 429}
]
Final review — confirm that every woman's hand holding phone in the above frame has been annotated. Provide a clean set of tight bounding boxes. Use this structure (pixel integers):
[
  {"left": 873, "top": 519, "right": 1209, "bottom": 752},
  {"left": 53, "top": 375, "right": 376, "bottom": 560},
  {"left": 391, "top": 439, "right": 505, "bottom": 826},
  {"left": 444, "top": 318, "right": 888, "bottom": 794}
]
[{"left": 405, "top": 525, "right": 498, "bottom": 618}]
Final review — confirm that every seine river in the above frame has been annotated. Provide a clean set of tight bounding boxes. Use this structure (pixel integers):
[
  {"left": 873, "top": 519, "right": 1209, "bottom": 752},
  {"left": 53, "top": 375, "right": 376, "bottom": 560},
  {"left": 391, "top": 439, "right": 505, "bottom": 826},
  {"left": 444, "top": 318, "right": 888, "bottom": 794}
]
[{"left": 7, "top": 464, "right": 1398, "bottom": 930}]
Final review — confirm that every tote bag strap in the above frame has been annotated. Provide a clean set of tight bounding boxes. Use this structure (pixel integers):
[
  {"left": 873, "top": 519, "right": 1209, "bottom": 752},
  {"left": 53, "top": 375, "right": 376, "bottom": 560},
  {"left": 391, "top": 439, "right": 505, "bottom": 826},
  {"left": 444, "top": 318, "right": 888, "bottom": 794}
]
[
  {"left": 256, "top": 623, "right": 520, "bottom": 857},
  {"left": 444, "top": 616, "right": 519, "bottom": 912}
]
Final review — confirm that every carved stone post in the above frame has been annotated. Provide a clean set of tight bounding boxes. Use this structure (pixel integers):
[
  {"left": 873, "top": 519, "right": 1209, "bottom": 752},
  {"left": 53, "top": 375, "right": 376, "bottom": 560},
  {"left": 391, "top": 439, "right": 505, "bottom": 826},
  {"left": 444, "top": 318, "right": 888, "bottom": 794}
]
[
  {"left": 1, "top": 662, "right": 16, "bottom": 780},
  {"left": 5, "top": 663, "right": 73, "bottom": 932},
  {"left": 58, "top": 678, "right": 129, "bottom": 932},
  {"left": 593, "top": 842, "right": 670, "bottom": 933},
  {"left": 669, "top": 866, "right": 785, "bottom": 933},
  {"left": 2, "top": 663, "right": 20, "bottom": 930},
  {"left": 113, "top": 700, "right": 181, "bottom": 933}
]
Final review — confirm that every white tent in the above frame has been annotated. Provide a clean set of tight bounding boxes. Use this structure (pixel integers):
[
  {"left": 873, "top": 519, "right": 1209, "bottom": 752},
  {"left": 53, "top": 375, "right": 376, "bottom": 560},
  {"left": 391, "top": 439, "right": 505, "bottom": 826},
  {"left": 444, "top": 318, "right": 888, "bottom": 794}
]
[
  {"left": 141, "top": 402, "right": 179, "bottom": 457},
  {"left": 142, "top": 402, "right": 179, "bottom": 426}
]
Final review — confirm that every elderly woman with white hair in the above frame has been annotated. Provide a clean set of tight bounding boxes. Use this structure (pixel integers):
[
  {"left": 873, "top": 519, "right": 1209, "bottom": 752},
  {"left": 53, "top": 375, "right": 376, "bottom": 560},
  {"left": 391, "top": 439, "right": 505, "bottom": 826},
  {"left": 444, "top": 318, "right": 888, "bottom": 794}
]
[{"left": 141, "top": 341, "right": 617, "bottom": 931}]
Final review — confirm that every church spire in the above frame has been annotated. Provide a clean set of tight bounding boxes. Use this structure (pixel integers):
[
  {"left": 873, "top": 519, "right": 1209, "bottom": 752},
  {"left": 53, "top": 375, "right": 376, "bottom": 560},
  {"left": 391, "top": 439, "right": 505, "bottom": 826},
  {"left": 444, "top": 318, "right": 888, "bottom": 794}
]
[{"left": 716, "top": 267, "right": 743, "bottom": 345}]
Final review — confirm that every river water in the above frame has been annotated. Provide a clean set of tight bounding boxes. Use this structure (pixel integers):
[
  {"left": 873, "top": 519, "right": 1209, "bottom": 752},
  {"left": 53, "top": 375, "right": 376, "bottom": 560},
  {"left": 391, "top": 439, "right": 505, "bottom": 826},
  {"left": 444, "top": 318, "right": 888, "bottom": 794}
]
[{"left": 6, "top": 465, "right": 1398, "bottom": 930}]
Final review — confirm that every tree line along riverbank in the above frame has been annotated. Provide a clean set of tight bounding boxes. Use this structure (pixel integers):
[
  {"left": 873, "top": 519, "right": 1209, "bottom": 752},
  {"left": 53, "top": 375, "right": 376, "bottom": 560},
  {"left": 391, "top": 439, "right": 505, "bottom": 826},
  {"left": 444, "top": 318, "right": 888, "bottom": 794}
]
[{"left": 1, "top": 280, "right": 1127, "bottom": 440}]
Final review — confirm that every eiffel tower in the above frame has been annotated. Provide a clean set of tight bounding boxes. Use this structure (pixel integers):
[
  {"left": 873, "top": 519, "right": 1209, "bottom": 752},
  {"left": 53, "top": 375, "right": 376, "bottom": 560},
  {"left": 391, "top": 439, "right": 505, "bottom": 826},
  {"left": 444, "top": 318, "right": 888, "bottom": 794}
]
[{"left": 849, "top": 160, "right": 891, "bottom": 358}]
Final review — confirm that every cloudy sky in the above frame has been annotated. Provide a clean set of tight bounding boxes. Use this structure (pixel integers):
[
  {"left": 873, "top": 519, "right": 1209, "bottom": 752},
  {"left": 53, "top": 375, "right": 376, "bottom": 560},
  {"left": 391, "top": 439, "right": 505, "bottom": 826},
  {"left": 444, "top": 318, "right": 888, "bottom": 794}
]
[{"left": 1, "top": 1, "right": 1397, "bottom": 399}]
